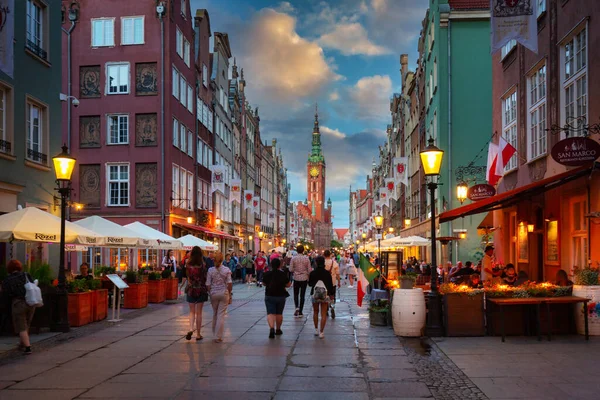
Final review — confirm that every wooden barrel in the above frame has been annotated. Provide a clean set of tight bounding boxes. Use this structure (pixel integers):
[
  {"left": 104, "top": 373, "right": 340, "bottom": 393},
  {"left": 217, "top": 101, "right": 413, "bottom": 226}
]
[{"left": 392, "top": 288, "right": 426, "bottom": 337}]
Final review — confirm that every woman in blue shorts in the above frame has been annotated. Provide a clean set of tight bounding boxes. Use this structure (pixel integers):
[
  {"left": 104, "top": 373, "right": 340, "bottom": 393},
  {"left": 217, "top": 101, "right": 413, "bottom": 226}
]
[{"left": 262, "top": 258, "right": 291, "bottom": 339}]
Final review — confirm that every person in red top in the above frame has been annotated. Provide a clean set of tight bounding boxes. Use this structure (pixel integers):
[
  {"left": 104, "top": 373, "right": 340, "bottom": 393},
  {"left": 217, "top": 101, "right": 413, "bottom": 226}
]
[{"left": 255, "top": 251, "right": 267, "bottom": 288}]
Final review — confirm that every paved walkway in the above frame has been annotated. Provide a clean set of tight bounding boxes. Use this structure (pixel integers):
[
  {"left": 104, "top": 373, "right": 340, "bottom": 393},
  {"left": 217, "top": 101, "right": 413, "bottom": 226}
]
[{"left": 0, "top": 284, "right": 597, "bottom": 399}]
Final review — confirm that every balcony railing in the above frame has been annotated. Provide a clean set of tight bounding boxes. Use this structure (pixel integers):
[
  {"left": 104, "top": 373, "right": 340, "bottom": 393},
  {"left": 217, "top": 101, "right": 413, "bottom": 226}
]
[
  {"left": 0, "top": 139, "right": 11, "bottom": 153},
  {"left": 27, "top": 148, "right": 47, "bottom": 164},
  {"left": 25, "top": 39, "right": 48, "bottom": 61}
]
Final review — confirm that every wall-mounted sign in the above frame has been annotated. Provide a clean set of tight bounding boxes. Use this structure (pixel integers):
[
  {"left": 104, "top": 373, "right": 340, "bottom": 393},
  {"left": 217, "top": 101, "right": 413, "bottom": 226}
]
[
  {"left": 467, "top": 184, "right": 496, "bottom": 201},
  {"left": 551, "top": 137, "right": 600, "bottom": 166}
]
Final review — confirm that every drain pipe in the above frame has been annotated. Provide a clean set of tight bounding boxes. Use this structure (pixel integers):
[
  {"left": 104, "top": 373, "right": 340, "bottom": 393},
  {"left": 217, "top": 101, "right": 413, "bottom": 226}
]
[
  {"left": 61, "top": 20, "right": 76, "bottom": 152},
  {"left": 447, "top": 19, "right": 454, "bottom": 263},
  {"left": 159, "top": 9, "right": 166, "bottom": 233}
]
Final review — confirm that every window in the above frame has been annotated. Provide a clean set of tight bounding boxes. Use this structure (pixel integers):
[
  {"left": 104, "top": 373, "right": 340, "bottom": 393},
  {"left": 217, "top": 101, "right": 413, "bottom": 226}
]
[
  {"left": 92, "top": 18, "right": 115, "bottom": 47},
  {"left": 502, "top": 91, "right": 518, "bottom": 171},
  {"left": 571, "top": 197, "right": 588, "bottom": 270},
  {"left": 26, "top": 0, "right": 46, "bottom": 59},
  {"left": 172, "top": 164, "right": 179, "bottom": 203},
  {"left": 107, "top": 115, "right": 129, "bottom": 145},
  {"left": 187, "top": 130, "right": 193, "bottom": 157},
  {"left": 528, "top": 65, "right": 547, "bottom": 160},
  {"left": 138, "top": 249, "right": 158, "bottom": 269},
  {"left": 187, "top": 172, "right": 193, "bottom": 210},
  {"left": 121, "top": 17, "right": 144, "bottom": 45},
  {"left": 26, "top": 100, "right": 46, "bottom": 164},
  {"left": 187, "top": 84, "right": 193, "bottom": 113},
  {"left": 180, "top": 123, "right": 186, "bottom": 153},
  {"left": 184, "top": 40, "right": 190, "bottom": 67},
  {"left": 562, "top": 26, "right": 587, "bottom": 136},
  {"left": 501, "top": 39, "right": 516, "bottom": 60},
  {"left": 180, "top": 78, "right": 187, "bottom": 108},
  {"left": 173, "top": 118, "right": 179, "bottom": 148},
  {"left": 107, "top": 63, "right": 129, "bottom": 94},
  {"left": 180, "top": 168, "right": 186, "bottom": 209},
  {"left": 202, "top": 64, "right": 208, "bottom": 87},
  {"left": 181, "top": 0, "right": 187, "bottom": 17},
  {"left": 172, "top": 67, "right": 179, "bottom": 99},
  {"left": 107, "top": 163, "right": 129, "bottom": 206},
  {"left": 197, "top": 178, "right": 202, "bottom": 209},
  {"left": 537, "top": 0, "right": 546, "bottom": 16},
  {"left": 0, "top": 84, "right": 12, "bottom": 155},
  {"left": 176, "top": 28, "right": 183, "bottom": 58}
]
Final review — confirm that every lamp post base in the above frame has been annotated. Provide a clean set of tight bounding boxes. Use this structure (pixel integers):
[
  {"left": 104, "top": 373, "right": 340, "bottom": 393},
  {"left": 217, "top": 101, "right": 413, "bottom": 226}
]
[
  {"left": 425, "top": 291, "right": 444, "bottom": 337},
  {"left": 49, "top": 289, "right": 70, "bottom": 333}
]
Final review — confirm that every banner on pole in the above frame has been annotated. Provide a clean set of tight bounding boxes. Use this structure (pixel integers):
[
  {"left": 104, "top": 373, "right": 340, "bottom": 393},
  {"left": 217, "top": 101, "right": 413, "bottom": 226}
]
[
  {"left": 210, "top": 165, "right": 225, "bottom": 194},
  {"left": 393, "top": 157, "right": 408, "bottom": 187},
  {"left": 243, "top": 190, "right": 254, "bottom": 210},
  {"left": 491, "top": 0, "right": 538, "bottom": 54},
  {"left": 230, "top": 179, "right": 241, "bottom": 203}
]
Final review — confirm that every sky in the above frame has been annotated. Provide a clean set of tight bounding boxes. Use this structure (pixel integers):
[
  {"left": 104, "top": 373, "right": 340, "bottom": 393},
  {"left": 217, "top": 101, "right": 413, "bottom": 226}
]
[{"left": 192, "top": 0, "right": 428, "bottom": 228}]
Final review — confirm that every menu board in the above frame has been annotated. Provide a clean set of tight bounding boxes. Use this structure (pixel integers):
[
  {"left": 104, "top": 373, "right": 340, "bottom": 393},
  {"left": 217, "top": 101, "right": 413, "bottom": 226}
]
[
  {"left": 546, "top": 220, "right": 559, "bottom": 264},
  {"left": 517, "top": 223, "right": 529, "bottom": 262}
]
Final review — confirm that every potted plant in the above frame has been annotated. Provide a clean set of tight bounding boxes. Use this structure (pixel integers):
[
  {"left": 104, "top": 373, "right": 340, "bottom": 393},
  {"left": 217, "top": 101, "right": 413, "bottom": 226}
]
[
  {"left": 123, "top": 270, "right": 148, "bottom": 309},
  {"left": 147, "top": 272, "right": 166, "bottom": 303},
  {"left": 440, "top": 283, "right": 485, "bottom": 336},
  {"left": 26, "top": 262, "right": 55, "bottom": 334},
  {"left": 88, "top": 279, "right": 108, "bottom": 322},
  {"left": 573, "top": 264, "right": 600, "bottom": 335},
  {"left": 368, "top": 300, "right": 389, "bottom": 326},
  {"left": 67, "top": 279, "right": 93, "bottom": 327},
  {"left": 399, "top": 273, "right": 417, "bottom": 289}
]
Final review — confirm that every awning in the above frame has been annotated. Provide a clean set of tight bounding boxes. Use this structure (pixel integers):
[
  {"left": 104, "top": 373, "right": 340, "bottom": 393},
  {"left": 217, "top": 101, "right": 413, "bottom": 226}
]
[
  {"left": 439, "top": 165, "right": 594, "bottom": 223},
  {"left": 477, "top": 212, "right": 494, "bottom": 230},
  {"left": 174, "top": 222, "right": 239, "bottom": 241}
]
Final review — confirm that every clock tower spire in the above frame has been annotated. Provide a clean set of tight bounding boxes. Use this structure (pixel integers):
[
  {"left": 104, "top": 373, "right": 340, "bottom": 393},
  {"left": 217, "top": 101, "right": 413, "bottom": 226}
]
[{"left": 307, "top": 103, "right": 326, "bottom": 222}]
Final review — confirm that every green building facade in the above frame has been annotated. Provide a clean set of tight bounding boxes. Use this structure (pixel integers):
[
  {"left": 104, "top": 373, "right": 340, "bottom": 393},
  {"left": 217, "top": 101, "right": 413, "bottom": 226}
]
[
  {"left": 423, "top": 0, "right": 492, "bottom": 263},
  {"left": 0, "top": 0, "right": 63, "bottom": 265}
]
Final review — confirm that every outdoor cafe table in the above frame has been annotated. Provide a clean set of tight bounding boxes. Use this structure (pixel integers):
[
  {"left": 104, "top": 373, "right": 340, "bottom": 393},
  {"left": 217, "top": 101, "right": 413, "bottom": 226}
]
[{"left": 488, "top": 296, "right": 589, "bottom": 342}]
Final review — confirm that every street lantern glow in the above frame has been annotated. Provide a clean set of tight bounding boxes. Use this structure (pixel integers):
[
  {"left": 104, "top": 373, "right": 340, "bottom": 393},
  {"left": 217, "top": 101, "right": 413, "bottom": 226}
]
[
  {"left": 420, "top": 137, "right": 444, "bottom": 176},
  {"left": 268, "top": 241, "right": 272, "bottom": 246},
  {"left": 215, "top": 217, "right": 221, "bottom": 226},
  {"left": 361, "top": 232, "right": 367, "bottom": 239},
  {"left": 249, "top": 235, "right": 253, "bottom": 240},
  {"left": 259, "top": 231, "right": 264, "bottom": 238},
  {"left": 456, "top": 181, "right": 468, "bottom": 204},
  {"left": 527, "top": 224, "right": 534, "bottom": 233},
  {"left": 53, "top": 145, "right": 76, "bottom": 182},
  {"left": 388, "top": 227, "right": 394, "bottom": 233},
  {"left": 405, "top": 218, "right": 411, "bottom": 227},
  {"left": 374, "top": 213, "right": 383, "bottom": 229},
  {"left": 459, "top": 232, "right": 467, "bottom": 239},
  {"left": 186, "top": 216, "right": 193, "bottom": 224}
]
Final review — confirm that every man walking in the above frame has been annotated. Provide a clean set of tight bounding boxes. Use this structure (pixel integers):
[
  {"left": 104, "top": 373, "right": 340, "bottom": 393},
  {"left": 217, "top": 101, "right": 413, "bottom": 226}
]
[
  {"left": 255, "top": 251, "right": 267, "bottom": 288},
  {"left": 289, "top": 244, "right": 311, "bottom": 318}
]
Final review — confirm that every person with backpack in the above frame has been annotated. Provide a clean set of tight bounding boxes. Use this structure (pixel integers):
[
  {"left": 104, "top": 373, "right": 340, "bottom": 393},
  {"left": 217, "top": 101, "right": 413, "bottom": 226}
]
[
  {"left": 1, "top": 260, "right": 36, "bottom": 354},
  {"left": 323, "top": 250, "right": 341, "bottom": 319},
  {"left": 241, "top": 250, "right": 253, "bottom": 284},
  {"left": 309, "top": 256, "right": 334, "bottom": 339},
  {"left": 185, "top": 246, "right": 208, "bottom": 341},
  {"left": 262, "top": 258, "right": 291, "bottom": 338}
]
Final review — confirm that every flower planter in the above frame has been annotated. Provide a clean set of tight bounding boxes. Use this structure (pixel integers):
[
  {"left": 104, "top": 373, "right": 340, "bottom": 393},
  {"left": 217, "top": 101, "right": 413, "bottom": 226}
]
[
  {"left": 400, "top": 279, "right": 414, "bottom": 289},
  {"left": 68, "top": 291, "right": 93, "bottom": 327},
  {"left": 369, "top": 310, "right": 388, "bottom": 326},
  {"left": 91, "top": 289, "right": 108, "bottom": 322},
  {"left": 165, "top": 278, "right": 178, "bottom": 300},
  {"left": 148, "top": 280, "right": 166, "bottom": 303},
  {"left": 123, "top": 282, "right": 148, "bottom": 309},
  {"left": 29, "top": 285, "right": 55, "bottom": 334},
  {"left": 443, "top": 293, "right": 485, "bottom": 336},
  {"left": 573, "top": 285, "right": 600, "bottom": 335}
]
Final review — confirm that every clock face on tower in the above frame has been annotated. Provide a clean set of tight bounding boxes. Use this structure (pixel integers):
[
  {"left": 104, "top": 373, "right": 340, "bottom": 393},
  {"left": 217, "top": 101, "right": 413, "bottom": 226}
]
[{"left": 309, "top": 167, "right": 319, "bottom": 177}]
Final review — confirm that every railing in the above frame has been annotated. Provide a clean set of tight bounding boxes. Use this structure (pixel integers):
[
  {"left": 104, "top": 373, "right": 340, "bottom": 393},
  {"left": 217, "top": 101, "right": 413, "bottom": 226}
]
[
  {"left": 0, "top": 139, "right": 11, "bottom": 153},
  {"left": 25, "top": 39, "right": 48, "bottom": 60},
  {"left": 27, "top": 148, "right": 47, "bottom": 164}
]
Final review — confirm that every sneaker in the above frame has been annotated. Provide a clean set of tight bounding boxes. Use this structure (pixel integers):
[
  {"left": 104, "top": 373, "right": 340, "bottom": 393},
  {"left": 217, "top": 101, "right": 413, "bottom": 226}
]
[
  {"left": 269, "top": 328, "right": 275, "bottom": 339},
  {"left": 319, "top": 332, "right": 325, "bottom": 339},
  {"left": 275, "top": 329, "right": 283, "bottom": 336},
  {"left": 314, "top": 328, "right": 319, "bottom": 336},
  {"left": 294, "top": 308, "right": 299, "bottom": 317},
  {"left": 298, "top": 312, "right": 304, "bottom": 318},
  {"left": 24, "top": 347, "right": 32, "bottom": 355},
  {"left": 348, "top": 285, "right": 354, "bottom": 289}
]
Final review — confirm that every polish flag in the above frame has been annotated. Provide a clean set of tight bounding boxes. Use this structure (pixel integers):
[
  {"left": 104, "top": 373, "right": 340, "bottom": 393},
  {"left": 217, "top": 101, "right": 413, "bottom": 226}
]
[
  {"left": 498, "top": 136, "right": 517, "bottom": 171},
  {"left": 487, "top": 142, "right": 501, "bottom": 185}
]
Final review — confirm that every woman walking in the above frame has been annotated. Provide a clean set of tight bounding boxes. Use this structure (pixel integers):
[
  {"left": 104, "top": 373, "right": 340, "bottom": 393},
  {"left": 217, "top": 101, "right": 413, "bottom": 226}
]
[
  {"left": 263, "top": 258, "right": 291, "bottom": 338},
  {"left": 185, "top": 246, "right": 208, "bottom": 341},
  {"left": 2, "top": 260, "right": 35, "bottom": 354},
  {"left": 206, "top": 252, "right": 232, "bottom": 343},
  {"left": 309, "top": 256, "right": 334, "bottom": 339},
  {"left": 346, "top": 253, "right": 357, "bottom": 288}
]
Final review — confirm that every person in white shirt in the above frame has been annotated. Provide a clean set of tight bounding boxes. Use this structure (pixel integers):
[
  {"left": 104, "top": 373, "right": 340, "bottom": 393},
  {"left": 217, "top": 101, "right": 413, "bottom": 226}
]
[
  {"left": 206, "top": 252, "right": 232, "bottom": 343},
  {"left": 324, "top": 250, "right": 340, "bottom": 319},
  {"left": 481, "top": 245, "right": 499, "bottom": 283}
]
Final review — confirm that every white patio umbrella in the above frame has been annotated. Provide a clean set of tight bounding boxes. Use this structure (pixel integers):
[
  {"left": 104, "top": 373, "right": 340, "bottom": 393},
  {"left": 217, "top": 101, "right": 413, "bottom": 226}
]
[
  {"left": 269, "top": 246, "right": 286, "bottom": 253},
  {"left": 179, "top": 234, "right": 218, "bottom": 251},
  {"left": 74, "top": 216, "right": 147, "bottom": 247},
  {"left": 124, "top": 222, "right": 182, "bottom": 249},
  {"left": 0, "top": 207, "right": 104, "bottom": 245}
]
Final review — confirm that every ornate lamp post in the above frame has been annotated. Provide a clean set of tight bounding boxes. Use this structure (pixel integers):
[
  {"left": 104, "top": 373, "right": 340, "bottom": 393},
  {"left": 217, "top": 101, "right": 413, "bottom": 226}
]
[
  {"left": 361, "top": 232, "right": 367, "bottom": 253},
  {"left": 258, "top": 231, "right": 264, "bottom": 252},
  {"left": 51, "top": 145, "right": 76, "bottom": 332},
  {"left": 374, "top": 212, "right": 383, "bottom": 288},
  {"left": 248, "top": 235, "right": 253, "bottom": 252},
  {"left": 420, "top": 137, "right": 444, "bottom": 337},
  {"left": 456, "top": 181, "right": 468, "bottom": 205}
]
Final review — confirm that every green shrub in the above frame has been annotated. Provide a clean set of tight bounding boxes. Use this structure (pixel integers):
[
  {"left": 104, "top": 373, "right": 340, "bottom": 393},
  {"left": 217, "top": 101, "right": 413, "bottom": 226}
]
[
  {"left": 574, "top": 266, "right": 600, "bottom": 286},
  {"left": 148, "top": 272, "right": 161, "bottom": 281},
  {"left": 161, "top": 269, "right": 171, "bottom": 279},
  {"left": 67, "top": 279, "right": 89, "bottom": 293},
  {"left": 87, "top": 279, "right": 102, "bottom": 291},
  {"left": 26, "top": 262, "right": 54, "bottom": 286},
  {"left": 94, "top": 266, "right": 116, "bottom": 277}
]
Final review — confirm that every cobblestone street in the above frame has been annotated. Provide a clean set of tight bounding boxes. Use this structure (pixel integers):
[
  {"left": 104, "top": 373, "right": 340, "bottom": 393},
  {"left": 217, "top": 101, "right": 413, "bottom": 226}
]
[{"left": 0, "top": 285, "right": 598, "bottom": 399}]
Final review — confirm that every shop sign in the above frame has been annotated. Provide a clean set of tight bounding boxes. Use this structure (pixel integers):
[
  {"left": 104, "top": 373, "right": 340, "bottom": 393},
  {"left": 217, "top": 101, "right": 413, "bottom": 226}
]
[
  {"left": 467, "top": 184, "right": 496, "bottom": 201},
  {"left": 551, "top": 137, "right": 600, "bottom": 166}
]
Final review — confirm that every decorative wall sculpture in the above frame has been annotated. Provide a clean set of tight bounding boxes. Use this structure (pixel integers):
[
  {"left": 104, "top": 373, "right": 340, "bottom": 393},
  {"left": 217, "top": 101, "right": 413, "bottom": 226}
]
[
  {"left": 79, "top": 116, "right": 101, "bottom": 148},
  {"left": 136, "top": 62, "right": 158, "bottom": 96},
  {"left": 136, "top": 163, "right": 158, "bottom": 208},
  {"left": 135, "top": 113, "right": 158, "bottom": 146},
  {"left": 80, "top": 65, "right": 101, "bottom": 98},
  {"left": 79, "top": 164, "right": 101, "bottom": 208}
]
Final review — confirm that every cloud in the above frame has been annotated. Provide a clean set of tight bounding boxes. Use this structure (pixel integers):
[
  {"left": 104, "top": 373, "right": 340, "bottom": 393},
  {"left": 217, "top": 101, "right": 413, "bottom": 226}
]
[
  {"left": 275, "top": 1, "right": 295, "bottom": 13},
  {"left": 333, "top": 74, "right": 392, "bottom": 122},
  {"left": 329, "top": 90, "right": 339, "bottom": 101},
  {"left": 319, "top": 23, "right": 390, "bottom": 56},
  {"left": 320, "top": 126, "right": 346, "bottom": 139}
]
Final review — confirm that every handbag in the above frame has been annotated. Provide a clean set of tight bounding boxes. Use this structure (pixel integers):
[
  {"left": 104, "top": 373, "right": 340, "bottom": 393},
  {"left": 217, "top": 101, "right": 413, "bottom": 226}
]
[{"left": 24, "top": 274, "right": 43, "bottom": 308}]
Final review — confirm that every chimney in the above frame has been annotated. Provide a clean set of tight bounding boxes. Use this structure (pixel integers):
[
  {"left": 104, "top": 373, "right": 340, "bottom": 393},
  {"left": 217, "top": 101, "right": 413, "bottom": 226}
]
[{"left": 400, "top": 54, "right": 408, "bottom": 87}]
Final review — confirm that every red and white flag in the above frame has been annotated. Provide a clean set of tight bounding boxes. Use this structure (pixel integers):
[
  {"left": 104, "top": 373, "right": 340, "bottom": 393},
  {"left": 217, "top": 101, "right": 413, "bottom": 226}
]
[
  {"left": 487, "top": 143, "right": 501, "bottom": 185},
  {"left": 487, "top": 137, "right": 517, "bottom": 185},
  {"left": 498, "top": 136, "right": 517, "bottom": 170}
]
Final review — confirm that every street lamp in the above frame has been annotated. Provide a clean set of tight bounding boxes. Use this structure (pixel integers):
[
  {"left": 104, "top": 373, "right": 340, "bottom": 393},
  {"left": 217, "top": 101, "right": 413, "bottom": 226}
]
[
  {"left": 456, "top": 181, "right": 468, "bottom": 205},
  {"left": 405, "top": 218, "right": 411, "bottom": 228},
  {"left": 248, "top": 235, "right": 253, "bottom": 252},
  {"left": 361, "top": 232, "right": 367, "bottom": 253},
  {"left": 388, "top": 227, "right": 394, "bottom": 234},
  {"left": 258, "top": 231, "right": 264, "bottom": 251},
  {"left": 51, "top": 144, "right": 76, "bottom": 333},
  {"left": 374, "top": 212, "right": 384, "bottom": 288},
  {"left": 420, "top": 136, "right": 444, "bottom": 337},
  {"left": 215, "top": 217, "right": 221, "bottom": 227}
]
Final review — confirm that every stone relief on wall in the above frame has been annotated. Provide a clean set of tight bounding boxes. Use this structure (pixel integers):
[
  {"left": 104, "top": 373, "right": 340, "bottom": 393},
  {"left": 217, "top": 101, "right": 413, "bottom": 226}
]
[
  {"left": 79, "top": 165, "right": 101, "bottom": 208},
  {"left": 135, "top": 113, "right": 158, "bottom": 146},
  {"left": 80, "top": 66, "right": 101, "bottom": 98},
  {"left": 136, "top": 63, "right": 158, "bottom": 96},
  {"left": 136, "top": 163, "right": 158, "bottom": 208},
  {"left": 79, "top": 116, "right": 101, "bottom": 148}
]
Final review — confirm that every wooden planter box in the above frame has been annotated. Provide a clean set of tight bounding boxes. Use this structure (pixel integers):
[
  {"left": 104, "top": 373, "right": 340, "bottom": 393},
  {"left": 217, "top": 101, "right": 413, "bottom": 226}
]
[
  {"left": 165, "top": 278, "right": 178, "bottom": 300},
  {"left": 91, "top": 289, "right": 108, "bottom": 322},
  {"left": 29, "top": 285, "right": 55, "bottom": 334},
  {"left": 148, "top": 280, "right": 166, "bottom": 303},
  {"left": 123, "top": 282, "right": 148, "bottom": 309},
  {"left": 68, "top": 291, "right": 93, "bottom": 327},
  {"left": 443, "top": 293, "right": 485, "bottom": 336}
]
